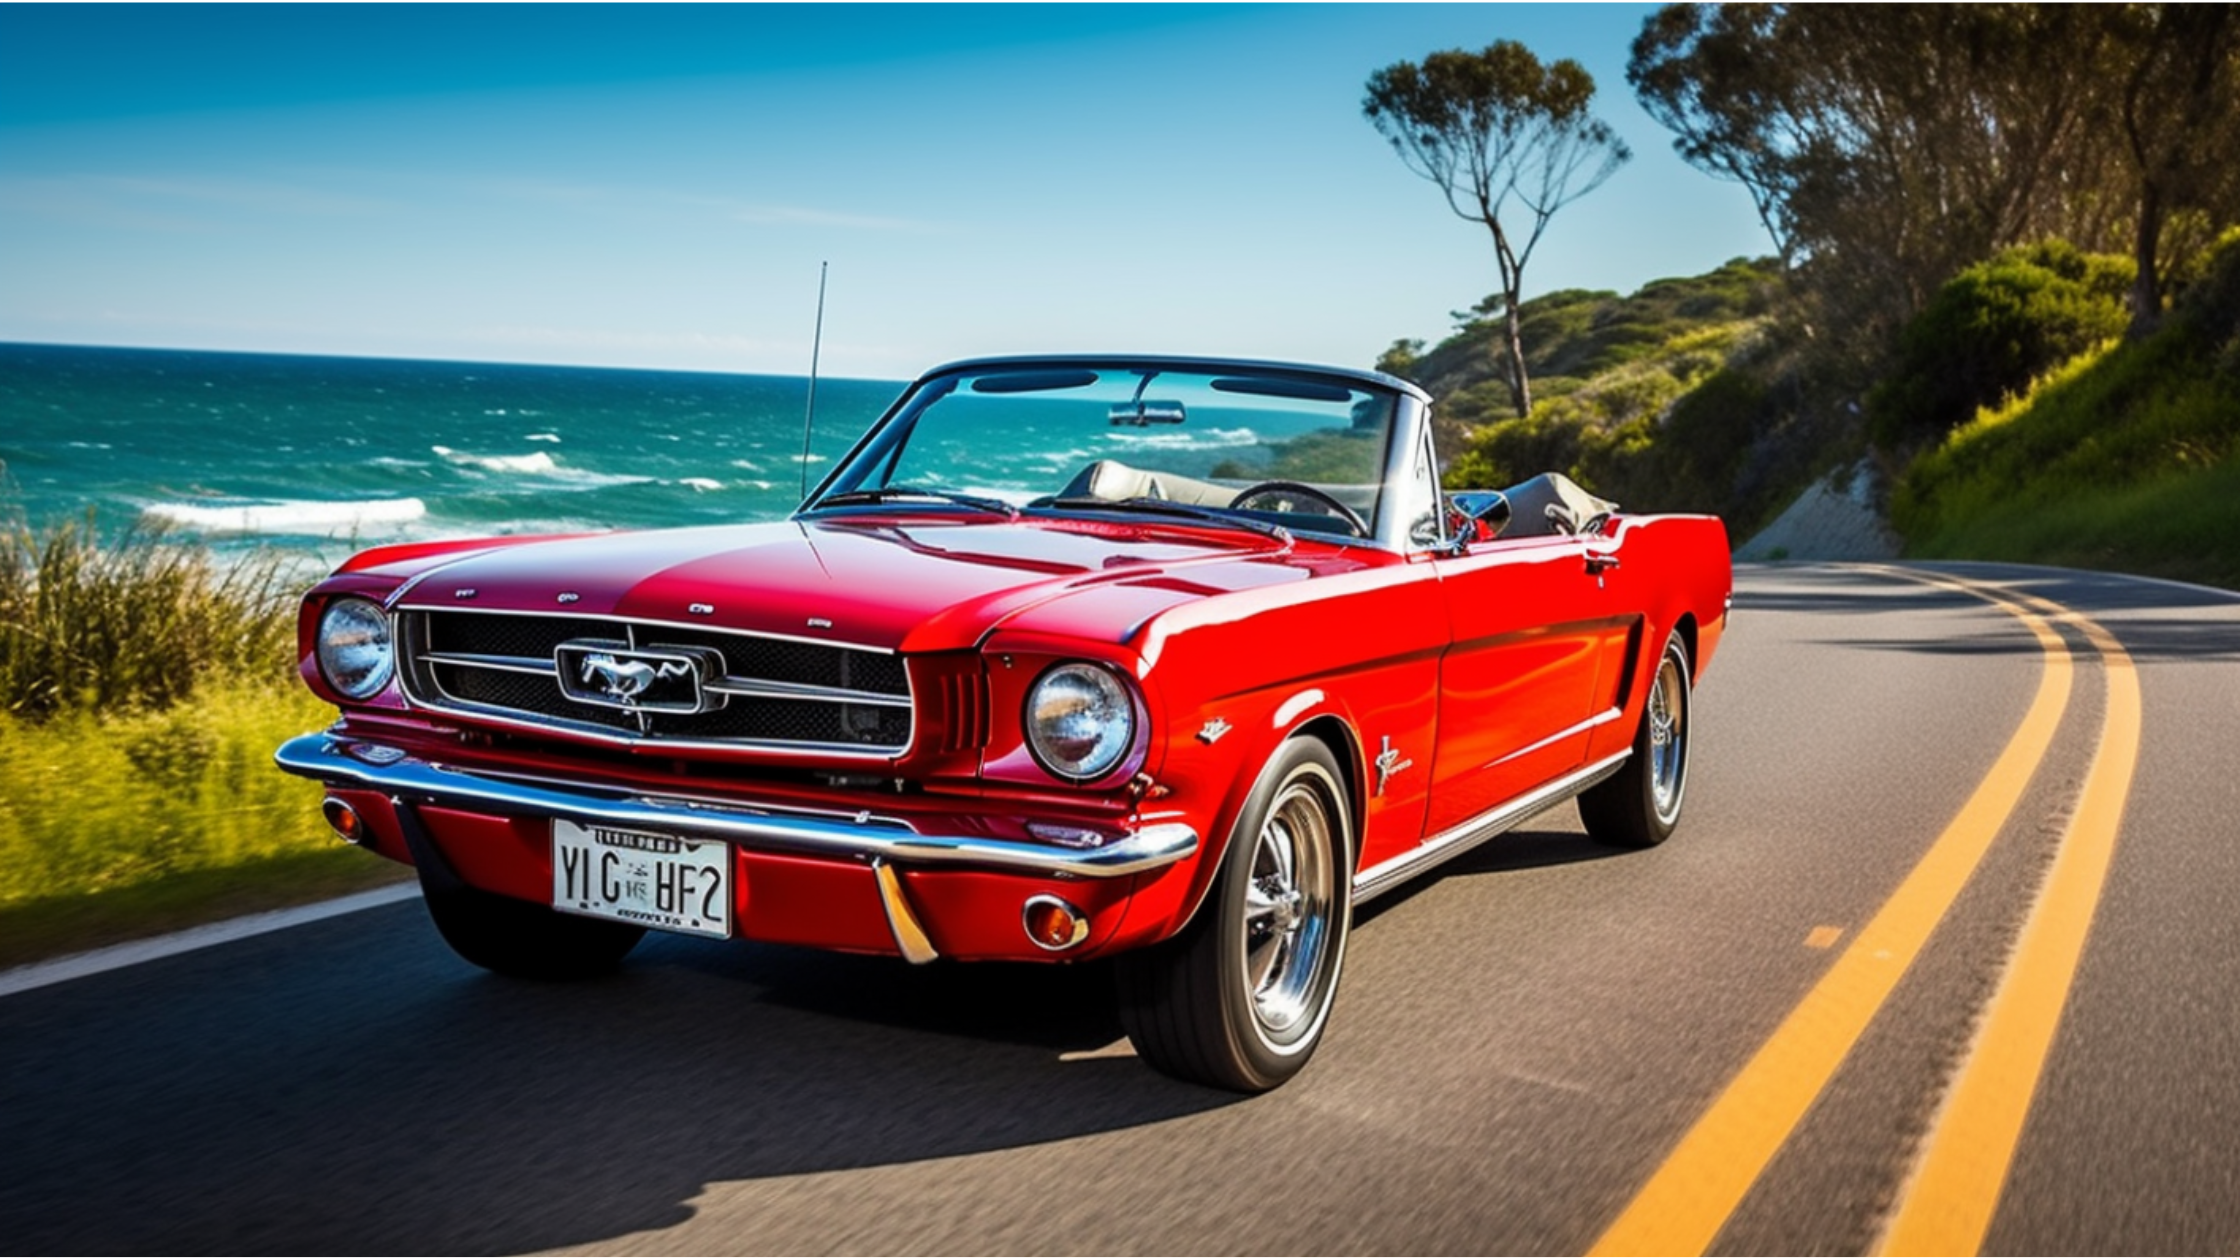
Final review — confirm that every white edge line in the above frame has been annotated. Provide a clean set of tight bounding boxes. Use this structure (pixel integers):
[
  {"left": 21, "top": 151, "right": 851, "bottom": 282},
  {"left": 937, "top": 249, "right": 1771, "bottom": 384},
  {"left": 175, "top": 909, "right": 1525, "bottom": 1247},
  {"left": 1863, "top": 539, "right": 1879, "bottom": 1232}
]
[{"left": 0, "top": 881, "right": 421, "bottom": 999}]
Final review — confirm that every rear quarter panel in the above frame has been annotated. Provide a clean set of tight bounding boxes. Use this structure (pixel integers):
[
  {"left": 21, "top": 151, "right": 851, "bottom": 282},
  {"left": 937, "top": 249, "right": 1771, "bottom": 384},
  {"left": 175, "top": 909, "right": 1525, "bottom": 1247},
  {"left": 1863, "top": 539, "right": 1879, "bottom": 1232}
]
[{"left": 1583, "top": 513, "right": 1733, "bottom": 764}]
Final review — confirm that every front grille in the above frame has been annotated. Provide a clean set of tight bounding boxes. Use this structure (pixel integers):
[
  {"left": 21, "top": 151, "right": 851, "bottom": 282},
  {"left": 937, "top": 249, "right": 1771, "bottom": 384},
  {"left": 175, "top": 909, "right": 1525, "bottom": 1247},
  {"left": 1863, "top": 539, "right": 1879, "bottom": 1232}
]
[{"left": 399, "top": 609, "right": 913, "bottom": 755}]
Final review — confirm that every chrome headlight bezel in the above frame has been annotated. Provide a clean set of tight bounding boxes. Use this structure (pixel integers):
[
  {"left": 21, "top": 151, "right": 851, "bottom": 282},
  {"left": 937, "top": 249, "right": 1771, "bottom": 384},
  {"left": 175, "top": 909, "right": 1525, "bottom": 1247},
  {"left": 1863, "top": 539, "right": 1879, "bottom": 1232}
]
[
  {"left": 315, "top": 596, "right": 396, "bottom": 700},
  {"left": 1023, "top": 661, "right": 1139, "bottom": 784}
]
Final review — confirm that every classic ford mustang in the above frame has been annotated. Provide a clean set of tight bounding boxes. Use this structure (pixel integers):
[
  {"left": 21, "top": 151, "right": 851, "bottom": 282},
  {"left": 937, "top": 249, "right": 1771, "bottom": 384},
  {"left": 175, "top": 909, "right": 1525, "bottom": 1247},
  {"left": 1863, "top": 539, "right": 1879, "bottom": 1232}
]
[{"left": 278, "top": 355, "right": 1730, "bottom": 1092}]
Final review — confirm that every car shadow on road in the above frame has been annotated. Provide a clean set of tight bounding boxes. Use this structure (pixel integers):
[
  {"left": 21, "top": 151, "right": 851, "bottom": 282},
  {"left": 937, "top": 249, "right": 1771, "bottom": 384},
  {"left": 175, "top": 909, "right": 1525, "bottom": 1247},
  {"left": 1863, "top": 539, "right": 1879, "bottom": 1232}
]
[
  {"left": 1355, "top": 825, "right": 1627, "bottom": 928},
  {"left": 0, "top": 903, "right": 1235, "bottom": 1255}
]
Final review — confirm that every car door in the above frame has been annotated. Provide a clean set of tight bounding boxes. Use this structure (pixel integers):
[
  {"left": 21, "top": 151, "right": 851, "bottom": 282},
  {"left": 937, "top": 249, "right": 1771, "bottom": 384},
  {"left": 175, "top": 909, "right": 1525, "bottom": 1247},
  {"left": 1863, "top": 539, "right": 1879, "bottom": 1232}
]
[{"left": 1422, "top": 524, "right": 1625, "bottom": 839}]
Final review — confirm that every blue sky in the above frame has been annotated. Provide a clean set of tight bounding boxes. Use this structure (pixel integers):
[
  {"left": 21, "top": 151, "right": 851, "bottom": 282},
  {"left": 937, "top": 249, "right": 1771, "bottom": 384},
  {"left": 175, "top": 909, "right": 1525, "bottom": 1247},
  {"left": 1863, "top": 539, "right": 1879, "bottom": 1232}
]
[{"left": 0, "top": 3, "right": 1767, "bottom": 380}]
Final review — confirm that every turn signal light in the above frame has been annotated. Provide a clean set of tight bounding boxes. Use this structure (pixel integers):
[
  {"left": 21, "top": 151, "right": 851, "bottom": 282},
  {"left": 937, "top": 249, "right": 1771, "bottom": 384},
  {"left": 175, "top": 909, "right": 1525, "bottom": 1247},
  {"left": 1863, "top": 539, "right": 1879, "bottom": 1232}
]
[
  {"left": 1023, "top": 895, "right": 1090, "bottom": 951},
  {"left": 322, "top": 798, "right": 364, "bottom": 844}
]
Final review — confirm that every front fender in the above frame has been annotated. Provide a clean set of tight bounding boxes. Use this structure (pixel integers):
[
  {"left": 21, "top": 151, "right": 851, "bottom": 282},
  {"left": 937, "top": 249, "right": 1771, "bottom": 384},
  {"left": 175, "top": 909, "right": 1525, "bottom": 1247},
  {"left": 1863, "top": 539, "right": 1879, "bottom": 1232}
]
[{"left": 1103, "top": 682, "right": 1383, "bottom": 951}]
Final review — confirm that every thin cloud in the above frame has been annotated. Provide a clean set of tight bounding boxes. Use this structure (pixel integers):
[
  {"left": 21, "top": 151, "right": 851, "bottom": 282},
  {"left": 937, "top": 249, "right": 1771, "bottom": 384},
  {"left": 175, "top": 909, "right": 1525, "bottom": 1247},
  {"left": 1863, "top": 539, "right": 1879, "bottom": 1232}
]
[
  {"left": 0, "top": 172, "right": 398, "bottom": 229},
  {"left": 468, "top": 324, "right": 925, "bottom": 375},
  {"left": 469, "top": 176, "right": 939, "bottom": 233},
  {"left": 731, "top": 204, "right": 935, "bottom": 233}
]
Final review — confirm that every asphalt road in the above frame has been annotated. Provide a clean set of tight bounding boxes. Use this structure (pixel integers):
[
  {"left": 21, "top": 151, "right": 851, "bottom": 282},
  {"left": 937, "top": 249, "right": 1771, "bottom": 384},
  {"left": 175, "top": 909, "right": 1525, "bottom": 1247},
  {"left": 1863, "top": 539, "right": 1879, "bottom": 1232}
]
[{"left": 2, "top": 562, "right": 2235, "bottom": 1254}]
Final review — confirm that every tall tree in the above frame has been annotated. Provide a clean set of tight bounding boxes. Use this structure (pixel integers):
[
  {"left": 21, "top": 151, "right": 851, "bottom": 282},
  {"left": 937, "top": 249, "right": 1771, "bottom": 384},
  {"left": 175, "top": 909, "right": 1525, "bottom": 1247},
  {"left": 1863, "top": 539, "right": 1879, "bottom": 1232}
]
[
  {"left": 1627, "top": 4, "right": 1804, "bottom": 267},
  {"left": 1365, "top": 42, "right": 1631, "bottom": 418},
  {"left": 2115, "top": 4, "right": 2240, "bottom": 333},
  {"left": 1628, "top": 4, "right": 2240, "bottom": 338},
  {"left": 1629, "top": 5, "right": 2124, "bottom": 332}
]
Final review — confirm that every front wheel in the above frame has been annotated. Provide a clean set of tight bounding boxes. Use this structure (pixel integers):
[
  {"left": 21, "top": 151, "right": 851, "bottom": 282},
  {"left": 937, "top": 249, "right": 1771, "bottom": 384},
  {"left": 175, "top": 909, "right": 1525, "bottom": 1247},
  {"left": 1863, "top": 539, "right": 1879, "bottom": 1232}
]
[
  {"left": 1117, "top": 739, "right": 1354, "bottom": 1092},
  {"left": 1578, "top": 630, "right": 1692, "bottom": 847}
]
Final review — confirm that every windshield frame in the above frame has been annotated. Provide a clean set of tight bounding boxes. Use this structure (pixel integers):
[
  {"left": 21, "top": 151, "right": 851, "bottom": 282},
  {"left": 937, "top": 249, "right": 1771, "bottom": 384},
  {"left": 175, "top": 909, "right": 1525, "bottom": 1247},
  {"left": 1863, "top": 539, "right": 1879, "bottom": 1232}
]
[{"left": 798, "top": 355, "right": 1433, "bottom": 553}]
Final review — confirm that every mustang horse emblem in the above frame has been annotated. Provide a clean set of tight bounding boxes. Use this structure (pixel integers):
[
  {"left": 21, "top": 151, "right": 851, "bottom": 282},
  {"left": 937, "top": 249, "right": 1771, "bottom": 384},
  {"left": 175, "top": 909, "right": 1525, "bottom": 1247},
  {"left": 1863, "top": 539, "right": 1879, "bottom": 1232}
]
[{"left": 579, "top": 653, "right": 694, "bottom": 704}]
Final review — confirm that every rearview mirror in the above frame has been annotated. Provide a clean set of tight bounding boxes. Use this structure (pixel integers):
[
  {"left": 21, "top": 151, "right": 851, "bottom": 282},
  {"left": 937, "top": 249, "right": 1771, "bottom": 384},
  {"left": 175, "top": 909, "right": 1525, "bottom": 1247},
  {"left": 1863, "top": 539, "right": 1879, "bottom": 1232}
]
[{"left": 1109, "top": 400, "right": 1187, "bottom": 426}]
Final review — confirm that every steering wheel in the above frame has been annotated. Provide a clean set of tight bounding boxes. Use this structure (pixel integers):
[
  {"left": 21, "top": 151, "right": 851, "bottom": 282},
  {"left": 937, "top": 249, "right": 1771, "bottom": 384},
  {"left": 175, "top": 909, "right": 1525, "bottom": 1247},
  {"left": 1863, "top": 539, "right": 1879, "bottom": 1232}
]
[{"left": 1228, "top": 480, "right": 1369, "bottom": 537}]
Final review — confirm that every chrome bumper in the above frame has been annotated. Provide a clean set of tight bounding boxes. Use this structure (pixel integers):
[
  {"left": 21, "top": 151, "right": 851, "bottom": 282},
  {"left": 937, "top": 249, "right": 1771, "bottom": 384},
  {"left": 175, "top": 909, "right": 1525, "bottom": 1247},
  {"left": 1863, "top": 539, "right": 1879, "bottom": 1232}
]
[{"left": 274, "top": 733, "right": 1199, "bottom": 878}]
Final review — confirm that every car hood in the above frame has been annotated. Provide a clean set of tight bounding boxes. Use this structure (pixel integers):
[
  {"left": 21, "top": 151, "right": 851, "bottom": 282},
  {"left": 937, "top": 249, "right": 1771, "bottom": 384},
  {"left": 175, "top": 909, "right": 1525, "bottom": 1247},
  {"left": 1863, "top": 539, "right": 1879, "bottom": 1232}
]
[{"left": 386, "top": 516, "right": 1333, "bottom": 653}]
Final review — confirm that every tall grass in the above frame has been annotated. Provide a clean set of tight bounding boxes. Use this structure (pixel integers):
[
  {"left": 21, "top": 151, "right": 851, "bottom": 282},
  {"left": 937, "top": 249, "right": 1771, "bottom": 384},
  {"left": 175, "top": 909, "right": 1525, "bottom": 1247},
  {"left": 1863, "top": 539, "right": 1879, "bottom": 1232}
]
[
  {"left": 0, "top": 513, "right": 395, "bottom": 942},
  {"left": 0, "top": 513, "right": 297, "bottom": 717}
]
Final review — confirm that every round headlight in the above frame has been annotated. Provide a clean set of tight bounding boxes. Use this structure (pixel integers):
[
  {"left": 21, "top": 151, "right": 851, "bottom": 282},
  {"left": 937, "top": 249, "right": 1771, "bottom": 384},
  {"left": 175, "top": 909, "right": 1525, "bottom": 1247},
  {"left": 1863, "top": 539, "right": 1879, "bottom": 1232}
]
[
  {"left": 316, "top": 597, "right": 394, "bottom": 700},
  {"left": 1025, "top": 663, "right": 1136, "bottom": 782}
]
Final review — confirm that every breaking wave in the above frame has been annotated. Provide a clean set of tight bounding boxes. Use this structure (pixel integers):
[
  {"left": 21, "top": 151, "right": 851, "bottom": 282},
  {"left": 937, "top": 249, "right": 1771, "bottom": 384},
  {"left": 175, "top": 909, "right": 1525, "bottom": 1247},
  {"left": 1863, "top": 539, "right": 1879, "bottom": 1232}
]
[
  {"left": 142, "top": 497, "right": 428, "bottom": 537},
  {"left": 432, "top": 445, "right": 558, "bottom": 475}
]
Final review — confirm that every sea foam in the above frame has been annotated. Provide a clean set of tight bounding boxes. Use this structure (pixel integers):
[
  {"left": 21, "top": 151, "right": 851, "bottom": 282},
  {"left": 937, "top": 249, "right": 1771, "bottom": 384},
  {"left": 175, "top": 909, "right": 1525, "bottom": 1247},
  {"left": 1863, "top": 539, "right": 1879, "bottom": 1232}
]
[
  {"left": 1100, "top": 426, "right": 1260, "bottom": 451},
  {"left": 142, "top": 497, "right": 427, "bottom": 537}
]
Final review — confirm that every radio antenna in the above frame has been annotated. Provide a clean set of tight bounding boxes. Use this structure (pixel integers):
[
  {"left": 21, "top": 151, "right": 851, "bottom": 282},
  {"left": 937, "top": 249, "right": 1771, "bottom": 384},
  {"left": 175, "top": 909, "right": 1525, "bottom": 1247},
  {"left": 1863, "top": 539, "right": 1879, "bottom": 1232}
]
[{"left": 798, "top": 260, "right": 829, "bottom": 501}]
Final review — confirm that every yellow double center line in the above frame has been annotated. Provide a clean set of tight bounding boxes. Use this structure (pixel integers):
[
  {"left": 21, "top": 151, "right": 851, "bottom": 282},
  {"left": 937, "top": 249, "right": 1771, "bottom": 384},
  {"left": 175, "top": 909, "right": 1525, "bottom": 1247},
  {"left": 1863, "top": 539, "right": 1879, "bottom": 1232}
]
[{"left": 1587, "top": 569, "right": 2140, "bottom": 1257}]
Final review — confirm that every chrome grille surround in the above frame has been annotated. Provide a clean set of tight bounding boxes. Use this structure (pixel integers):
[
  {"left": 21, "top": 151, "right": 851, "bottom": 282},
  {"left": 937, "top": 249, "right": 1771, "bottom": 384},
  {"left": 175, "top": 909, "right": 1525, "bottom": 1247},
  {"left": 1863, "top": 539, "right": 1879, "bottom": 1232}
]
[{"left": 395, "top": 607, "right": 913, "bottom": 758}]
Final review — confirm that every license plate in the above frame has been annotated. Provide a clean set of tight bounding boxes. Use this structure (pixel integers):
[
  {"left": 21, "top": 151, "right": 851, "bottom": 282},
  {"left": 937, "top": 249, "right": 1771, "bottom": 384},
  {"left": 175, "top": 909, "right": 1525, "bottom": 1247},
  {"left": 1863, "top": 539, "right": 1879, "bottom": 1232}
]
[{"left": 552, "top": 820, "right": 732, "bottom": 939}]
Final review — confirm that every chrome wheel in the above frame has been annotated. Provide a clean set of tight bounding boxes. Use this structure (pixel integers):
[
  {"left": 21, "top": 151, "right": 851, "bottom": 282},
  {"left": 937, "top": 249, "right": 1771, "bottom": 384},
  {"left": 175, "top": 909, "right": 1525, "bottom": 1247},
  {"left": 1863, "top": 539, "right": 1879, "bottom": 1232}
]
[
  {"left": 1577, "top": 631, "right": 1692, "bottom": 848},
  {"left": 1647, "top": 650, "right": 1688, "bottom": 824},
  {"left": 1242, "top": 777, "right": 1338, "bottom": 1037},
  {"left": 1115, "top": 738, "right": 1354, "bottom": 1092}
]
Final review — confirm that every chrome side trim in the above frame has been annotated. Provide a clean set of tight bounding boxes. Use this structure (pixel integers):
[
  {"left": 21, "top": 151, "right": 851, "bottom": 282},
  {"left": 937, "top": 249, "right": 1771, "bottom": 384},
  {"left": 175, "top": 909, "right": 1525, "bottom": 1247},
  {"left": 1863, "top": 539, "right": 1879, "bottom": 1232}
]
[
  {"left": 1489, "top": 706, "right": 1624, "bottom": 770},
  {"left": 275, "top": 733, "right": 1198, "bottom": 878},
  {"left": 872, "top": 858, "right": 939, "bottom": 964},
  {"left": 1352, "top": 750, "right": 1631, "bottom": 903}
]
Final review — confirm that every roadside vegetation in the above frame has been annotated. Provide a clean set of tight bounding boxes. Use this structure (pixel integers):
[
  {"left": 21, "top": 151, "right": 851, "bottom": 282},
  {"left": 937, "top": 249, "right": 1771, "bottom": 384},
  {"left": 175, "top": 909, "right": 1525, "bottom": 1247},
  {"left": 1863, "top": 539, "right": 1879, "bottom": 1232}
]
[
  {"left": 0, "top": 515, "right": 401, "bottom": 969},
  {"left": 1895, "top": 232, "right": 2240, "bottom": 588},
  {"left": 1384, "top": 5, "right": 2239, "bottom": 586}
]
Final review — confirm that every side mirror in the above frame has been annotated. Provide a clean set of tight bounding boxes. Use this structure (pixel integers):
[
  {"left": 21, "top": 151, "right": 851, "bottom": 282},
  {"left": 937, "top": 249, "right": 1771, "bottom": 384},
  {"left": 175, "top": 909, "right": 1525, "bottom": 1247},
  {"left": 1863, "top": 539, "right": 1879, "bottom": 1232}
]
[{"left": 1449, "top": 490, "right": 1512, "bottom": 539}]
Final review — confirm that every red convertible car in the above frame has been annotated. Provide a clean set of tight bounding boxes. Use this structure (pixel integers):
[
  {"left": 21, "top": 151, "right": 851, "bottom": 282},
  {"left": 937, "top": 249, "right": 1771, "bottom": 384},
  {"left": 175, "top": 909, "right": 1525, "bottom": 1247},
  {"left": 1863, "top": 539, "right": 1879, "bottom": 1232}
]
[{"left": 278, "top": 355, "right": 1730, "bottom": 1092}]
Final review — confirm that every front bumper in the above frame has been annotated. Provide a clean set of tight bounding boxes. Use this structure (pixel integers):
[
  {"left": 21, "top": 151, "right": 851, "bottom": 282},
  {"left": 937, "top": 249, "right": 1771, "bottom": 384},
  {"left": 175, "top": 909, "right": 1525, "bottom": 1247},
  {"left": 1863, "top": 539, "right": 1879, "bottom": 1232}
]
[{"left": 275, "top": 732, "right": 1200, "bottom": 880}]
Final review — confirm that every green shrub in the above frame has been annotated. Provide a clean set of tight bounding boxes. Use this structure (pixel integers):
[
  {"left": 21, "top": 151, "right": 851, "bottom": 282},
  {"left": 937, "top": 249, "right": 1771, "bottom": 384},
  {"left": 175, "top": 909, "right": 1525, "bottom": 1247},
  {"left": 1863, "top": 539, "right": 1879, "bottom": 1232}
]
[
  {"left": 1445, "top": 407, "right": 1594, "bottom": 490},
  {"left": 1591, "top": 364, "right": 1776, "bottom": 519},
  {"left": 1869, "top": 240, "right": 2133, "bottom": 453}
]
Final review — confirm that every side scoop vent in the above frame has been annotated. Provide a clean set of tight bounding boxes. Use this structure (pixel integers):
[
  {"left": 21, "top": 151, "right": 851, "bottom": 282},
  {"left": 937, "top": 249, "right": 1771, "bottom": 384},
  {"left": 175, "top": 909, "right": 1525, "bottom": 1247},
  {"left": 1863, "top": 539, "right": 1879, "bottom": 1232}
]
[{"left": 937, "top": 667, "right": 991, "bottom": 755}]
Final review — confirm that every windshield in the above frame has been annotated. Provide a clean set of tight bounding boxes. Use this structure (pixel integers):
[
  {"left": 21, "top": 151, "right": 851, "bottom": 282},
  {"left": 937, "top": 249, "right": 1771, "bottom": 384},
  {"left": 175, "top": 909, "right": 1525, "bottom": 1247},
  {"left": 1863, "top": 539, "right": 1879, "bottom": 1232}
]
[{"left": 806, "top": 364, "right": 1401, "bottom": 541}]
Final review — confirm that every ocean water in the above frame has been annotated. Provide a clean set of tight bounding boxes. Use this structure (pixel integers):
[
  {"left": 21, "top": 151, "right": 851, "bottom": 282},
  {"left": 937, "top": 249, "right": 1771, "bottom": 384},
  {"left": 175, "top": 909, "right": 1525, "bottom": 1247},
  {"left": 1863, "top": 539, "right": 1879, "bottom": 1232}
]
[{"left": 0, "top": 342, "right": 905, "bottom": 565}]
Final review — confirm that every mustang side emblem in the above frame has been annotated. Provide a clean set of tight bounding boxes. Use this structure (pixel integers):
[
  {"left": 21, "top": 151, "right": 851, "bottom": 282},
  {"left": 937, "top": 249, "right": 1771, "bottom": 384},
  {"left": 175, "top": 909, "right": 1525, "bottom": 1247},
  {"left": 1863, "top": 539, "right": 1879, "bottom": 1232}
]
[
  {"left": 1374, "top": 735, "right": 1415, "bottom": 797},
  {"left": 1197, "top": 718, "right": 1232, "bottom": 744},
  {"left": 580, "top": 653, "right": 693, "bottom": 704}
]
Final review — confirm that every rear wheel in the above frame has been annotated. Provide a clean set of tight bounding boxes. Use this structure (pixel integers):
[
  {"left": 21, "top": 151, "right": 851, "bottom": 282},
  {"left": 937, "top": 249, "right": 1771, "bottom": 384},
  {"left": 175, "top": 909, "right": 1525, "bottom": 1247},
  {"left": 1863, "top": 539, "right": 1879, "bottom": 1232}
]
[
  {"left": 420, "top": 876, "right": 645, "bottom": 980},
  {"left": 1118, "top": 739, "right": 1353, "bottom": 1092},
  {"left": 1578, "top": 631, "right": 1691, "bottom": 847}
]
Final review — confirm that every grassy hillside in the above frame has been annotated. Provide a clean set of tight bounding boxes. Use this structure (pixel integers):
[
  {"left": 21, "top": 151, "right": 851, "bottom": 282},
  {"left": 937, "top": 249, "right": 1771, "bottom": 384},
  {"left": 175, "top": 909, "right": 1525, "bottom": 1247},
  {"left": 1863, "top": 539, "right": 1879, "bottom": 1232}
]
[
  {"left": 1401, "top": 257, "right": 1778, "bottom": 433},
  {"left": 1394, "top": 258, "right": 1842, "bottom": 537},
  {"left": 1894, "top": 233, "right": 2240, "bottom": 589}
]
